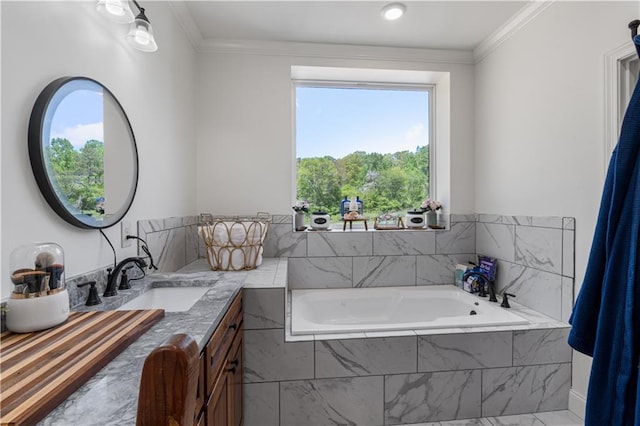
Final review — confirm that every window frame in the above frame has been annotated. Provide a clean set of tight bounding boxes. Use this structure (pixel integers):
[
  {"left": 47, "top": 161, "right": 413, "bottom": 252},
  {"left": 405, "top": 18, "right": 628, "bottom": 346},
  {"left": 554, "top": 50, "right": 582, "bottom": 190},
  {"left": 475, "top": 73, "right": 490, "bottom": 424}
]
[{"left": 292, "top": 79, "right": 437, "bottom": 216}]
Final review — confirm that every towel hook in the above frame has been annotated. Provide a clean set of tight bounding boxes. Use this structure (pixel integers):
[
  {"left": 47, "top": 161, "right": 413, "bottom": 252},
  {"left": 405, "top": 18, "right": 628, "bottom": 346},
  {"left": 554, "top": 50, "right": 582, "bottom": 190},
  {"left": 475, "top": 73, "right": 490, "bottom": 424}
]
[{"left": 629, "top": 20, "right": 640, "bottom": 40}]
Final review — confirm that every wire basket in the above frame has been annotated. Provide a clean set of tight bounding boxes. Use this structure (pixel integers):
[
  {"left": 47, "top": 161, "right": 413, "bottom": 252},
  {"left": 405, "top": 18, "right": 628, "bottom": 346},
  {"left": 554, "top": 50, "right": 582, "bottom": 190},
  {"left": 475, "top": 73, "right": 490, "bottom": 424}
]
[{"left": 198, "top": 212, "right": 271, "bottom": 271}]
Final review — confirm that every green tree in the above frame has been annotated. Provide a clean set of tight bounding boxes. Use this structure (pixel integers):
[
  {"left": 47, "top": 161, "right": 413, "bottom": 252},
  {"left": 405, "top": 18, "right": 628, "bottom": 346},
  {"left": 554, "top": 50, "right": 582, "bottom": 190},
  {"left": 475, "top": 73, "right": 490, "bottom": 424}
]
[
  {"left": 48, "top": 138, "right": 78, "bottom": 173},
  {"left": 76, "top": 140, "right": 104, "bottom": 212},
  {"left": 297, "top": 145, "right": 430, "bottom": 220},
  {"left": 297, "top": 156, "right": 341, "bottom": 213},
  {"left": 79, "top": 140, "right": 104, "bottom": 186},
  {"left": 336, "top": 151, "right": 367, "bottom": 187},
  {"left": 46, "top": 138, "right": 80, "bottom": 205}
]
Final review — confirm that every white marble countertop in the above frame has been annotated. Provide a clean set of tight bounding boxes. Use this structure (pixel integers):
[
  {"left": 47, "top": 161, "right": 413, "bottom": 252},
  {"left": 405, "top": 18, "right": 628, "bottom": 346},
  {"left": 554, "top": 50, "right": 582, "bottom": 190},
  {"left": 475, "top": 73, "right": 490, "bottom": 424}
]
[{"left": 38, "top": 258, "right": 286, "bottom": 426}]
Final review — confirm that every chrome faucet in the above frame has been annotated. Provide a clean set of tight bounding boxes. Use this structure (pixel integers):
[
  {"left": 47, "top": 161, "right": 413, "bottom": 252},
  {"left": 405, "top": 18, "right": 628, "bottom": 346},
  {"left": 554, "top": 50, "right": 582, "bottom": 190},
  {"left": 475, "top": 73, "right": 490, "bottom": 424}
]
[{"left": 104, "top": 257, "right": 148, "bottom": 297}]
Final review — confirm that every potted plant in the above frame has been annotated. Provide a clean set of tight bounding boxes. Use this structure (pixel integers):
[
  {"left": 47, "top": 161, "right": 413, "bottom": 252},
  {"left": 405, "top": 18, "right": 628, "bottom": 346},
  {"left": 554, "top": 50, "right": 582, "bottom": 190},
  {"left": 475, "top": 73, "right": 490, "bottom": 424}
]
[{"left": 420, "top": 198, "right": 442, "bottom": 227}]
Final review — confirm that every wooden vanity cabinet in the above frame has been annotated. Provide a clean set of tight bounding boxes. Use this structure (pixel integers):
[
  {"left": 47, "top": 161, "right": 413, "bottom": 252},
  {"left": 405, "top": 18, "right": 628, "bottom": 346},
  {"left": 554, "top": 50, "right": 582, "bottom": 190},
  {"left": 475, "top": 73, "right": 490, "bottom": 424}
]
[
  {"left": 194, "top": 353, "right": 206, "bottom": 425},
  {"left": 194, "top": 290, "right": 243, "bottom": 426}
]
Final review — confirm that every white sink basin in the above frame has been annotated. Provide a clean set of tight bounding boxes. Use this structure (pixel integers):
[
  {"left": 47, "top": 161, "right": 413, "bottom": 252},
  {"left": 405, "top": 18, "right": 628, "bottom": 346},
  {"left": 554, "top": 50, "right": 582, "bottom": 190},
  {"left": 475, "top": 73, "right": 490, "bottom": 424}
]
[{"left": 118, "top": 287, "right": 209, "bottom": 312}]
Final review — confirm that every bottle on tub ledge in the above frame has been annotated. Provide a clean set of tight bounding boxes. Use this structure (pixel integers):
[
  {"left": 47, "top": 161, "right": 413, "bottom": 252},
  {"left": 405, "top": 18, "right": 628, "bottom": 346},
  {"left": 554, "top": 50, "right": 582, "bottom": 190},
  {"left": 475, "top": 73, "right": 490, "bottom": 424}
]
[
  {"left": 340, "top": 196, "right": 349, "bottom": 218},
  {"left": 344, "top": 196, "right": 363, "bottom": 217}
]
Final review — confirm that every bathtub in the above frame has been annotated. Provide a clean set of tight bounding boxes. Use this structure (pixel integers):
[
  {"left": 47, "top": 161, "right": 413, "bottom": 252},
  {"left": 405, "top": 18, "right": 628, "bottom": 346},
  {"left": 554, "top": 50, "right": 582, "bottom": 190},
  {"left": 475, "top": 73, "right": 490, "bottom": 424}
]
[{"left": 291, "top": 285, "right": 529, "bottom": 335}]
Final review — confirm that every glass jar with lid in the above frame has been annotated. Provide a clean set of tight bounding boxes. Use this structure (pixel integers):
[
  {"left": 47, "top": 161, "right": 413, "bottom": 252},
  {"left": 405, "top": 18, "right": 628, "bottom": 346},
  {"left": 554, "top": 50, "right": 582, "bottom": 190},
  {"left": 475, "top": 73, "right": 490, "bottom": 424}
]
[{"left": 6, "top": 243, "right": 69, "bottom": 333}]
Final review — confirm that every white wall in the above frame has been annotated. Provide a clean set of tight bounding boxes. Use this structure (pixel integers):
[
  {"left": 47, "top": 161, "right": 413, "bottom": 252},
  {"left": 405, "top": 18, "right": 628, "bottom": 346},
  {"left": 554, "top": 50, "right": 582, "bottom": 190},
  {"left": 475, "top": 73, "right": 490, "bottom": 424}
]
[
  {"left": 475, "top": 1, "right": 636, "bottom": 414},
  {"left": 195, "top": 47, "right": 476, "bottom": 217},
  {"left": 1, "top": 1, "right": 198, "bottom": 299}
]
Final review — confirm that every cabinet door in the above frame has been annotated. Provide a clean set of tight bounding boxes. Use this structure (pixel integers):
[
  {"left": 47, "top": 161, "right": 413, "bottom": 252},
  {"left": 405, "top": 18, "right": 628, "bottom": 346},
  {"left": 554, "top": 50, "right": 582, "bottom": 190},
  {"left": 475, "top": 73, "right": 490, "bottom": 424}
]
[
  {"left": 227, "top": 329, "right": 243, "bottom": 426},
  {"left": 194, "top": 354, "right": 205, "bottom": 425},
  {"left": 207, "top": 372, "right": 228, "bottom": 426}
]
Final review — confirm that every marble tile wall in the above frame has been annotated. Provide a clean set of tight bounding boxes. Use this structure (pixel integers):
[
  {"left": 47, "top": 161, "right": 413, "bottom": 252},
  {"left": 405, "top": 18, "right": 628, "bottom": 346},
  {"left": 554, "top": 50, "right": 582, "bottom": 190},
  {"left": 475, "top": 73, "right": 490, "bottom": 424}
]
[
  {"left": 137, "top": 216, "right": 199, "bottom": 273},
  {"left": 242, "top": 287, "right": 572, "bottom": 425},
  {"left": 139, "top": 213, "right": 572, "bottom": 319},
  {"left": 268, "top": 214, "right": 477, "bottom": 289},
  {"left": 475, "top": 215, "right": 575, "bottom": 322},
  {"left": 264, "top": 213, "right": 574, "bottom": 322}
]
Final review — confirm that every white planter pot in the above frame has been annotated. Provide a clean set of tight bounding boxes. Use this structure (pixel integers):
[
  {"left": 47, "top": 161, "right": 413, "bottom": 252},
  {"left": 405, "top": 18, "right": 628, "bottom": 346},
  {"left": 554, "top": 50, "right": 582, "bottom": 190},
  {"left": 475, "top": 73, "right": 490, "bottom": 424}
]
[{"left": 294, "top": 212, "right": 305, "bottom": 230}]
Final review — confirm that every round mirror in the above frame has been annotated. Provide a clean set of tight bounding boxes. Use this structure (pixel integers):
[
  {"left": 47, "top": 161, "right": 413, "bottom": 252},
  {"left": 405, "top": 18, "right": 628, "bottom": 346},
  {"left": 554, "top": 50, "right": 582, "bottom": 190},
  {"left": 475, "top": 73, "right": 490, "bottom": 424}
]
[{"left": 28, "top": 77, "right": 138, "bottom": 229}]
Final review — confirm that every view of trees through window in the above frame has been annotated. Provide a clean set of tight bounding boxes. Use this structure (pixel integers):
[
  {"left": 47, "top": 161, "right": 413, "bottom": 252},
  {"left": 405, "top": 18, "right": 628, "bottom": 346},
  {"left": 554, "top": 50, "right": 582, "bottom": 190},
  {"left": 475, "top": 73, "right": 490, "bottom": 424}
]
[
  {"left": 295, "top": 84, "right": 431, "bottom": 221},
  {"left": 47, "top": 137, "right": 105, "bottom": 217}
]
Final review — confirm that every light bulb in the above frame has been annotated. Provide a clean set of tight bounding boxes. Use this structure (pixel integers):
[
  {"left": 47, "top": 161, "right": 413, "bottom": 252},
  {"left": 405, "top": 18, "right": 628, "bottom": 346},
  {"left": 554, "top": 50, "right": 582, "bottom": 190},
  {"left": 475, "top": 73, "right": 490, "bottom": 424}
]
[
  {"left": 127, "top": 16, "right": 158, "bottom": 52},
  {"left": 134, "top": 27, "right": 151, "bottom": 45},
  {"left": 96, "top": 0, "right": 134, "bottom": 24},
  {"left": 105, "top": 3, "right": 123, "bottom": 16},
  {"left": 381, "top": 3, "right": 406, "bottom": 21}
]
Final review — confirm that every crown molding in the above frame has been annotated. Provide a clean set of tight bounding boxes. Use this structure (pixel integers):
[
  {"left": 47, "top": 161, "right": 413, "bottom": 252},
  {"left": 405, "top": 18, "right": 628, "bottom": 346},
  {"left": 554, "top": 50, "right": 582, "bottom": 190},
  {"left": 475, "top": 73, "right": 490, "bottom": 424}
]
[
  {"left": 168, "top": 1, "right": 203, "bottom": 49},
  {"left": 198, "top": 38, "right": 475, "bottom": 65},
  {"left": 473, "top": 0, "right": 555, "bottom": 63},
  {"left": 169, "top": 0, "right": 550, "bottom": 66}
]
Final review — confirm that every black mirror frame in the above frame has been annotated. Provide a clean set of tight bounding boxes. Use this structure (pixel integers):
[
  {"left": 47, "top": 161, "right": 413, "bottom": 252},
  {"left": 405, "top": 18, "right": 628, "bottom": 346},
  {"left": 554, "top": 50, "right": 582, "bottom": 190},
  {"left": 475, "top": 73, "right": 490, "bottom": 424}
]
[{"left": 28, "top": 76, "right": 139, "bottom": 229}]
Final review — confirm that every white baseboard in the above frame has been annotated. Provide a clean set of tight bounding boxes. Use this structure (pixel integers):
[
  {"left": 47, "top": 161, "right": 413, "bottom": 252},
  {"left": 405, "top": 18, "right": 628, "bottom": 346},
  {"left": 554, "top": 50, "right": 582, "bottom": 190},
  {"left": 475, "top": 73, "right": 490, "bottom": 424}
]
[{"left": 568, "top": 388, "right": 586, "bottom": 420}]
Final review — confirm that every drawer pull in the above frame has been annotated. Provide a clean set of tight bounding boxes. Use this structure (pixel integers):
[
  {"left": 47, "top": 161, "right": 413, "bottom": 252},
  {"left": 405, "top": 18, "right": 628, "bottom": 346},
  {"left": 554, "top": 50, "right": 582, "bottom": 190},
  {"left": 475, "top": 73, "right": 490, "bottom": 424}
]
[
  {"left": 228, "top": 323, "right": 238, "bottom": 330},
  {"left": 229, "top": 359, "right": 239, "bottom": 367},
  {"left": 226, "top": 366, "right": 236, "bottom": 374}
]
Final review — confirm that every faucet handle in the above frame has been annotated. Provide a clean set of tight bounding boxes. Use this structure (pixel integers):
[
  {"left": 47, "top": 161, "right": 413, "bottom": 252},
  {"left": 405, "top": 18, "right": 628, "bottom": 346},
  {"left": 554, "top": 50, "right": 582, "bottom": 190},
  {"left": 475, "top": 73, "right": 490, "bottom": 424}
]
[
  {"left": 78, "top": 281, "right": 102, "bottom": 306},
  {"left": 488, "top": 280, "right": 498, "bottom": 303},
  {"left": 501, "top": 292, "right": 516, "bottom": 308},
  {"left": 118, "top": 267, "right": 132, "bottom": 290}
]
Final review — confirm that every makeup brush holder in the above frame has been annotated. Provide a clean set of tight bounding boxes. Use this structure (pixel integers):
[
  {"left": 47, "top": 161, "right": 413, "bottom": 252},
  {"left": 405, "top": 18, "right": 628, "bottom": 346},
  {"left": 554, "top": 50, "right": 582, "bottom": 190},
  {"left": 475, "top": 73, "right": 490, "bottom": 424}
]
[{"left": 6, "top": 243, "right": 69, "bottom": 333}]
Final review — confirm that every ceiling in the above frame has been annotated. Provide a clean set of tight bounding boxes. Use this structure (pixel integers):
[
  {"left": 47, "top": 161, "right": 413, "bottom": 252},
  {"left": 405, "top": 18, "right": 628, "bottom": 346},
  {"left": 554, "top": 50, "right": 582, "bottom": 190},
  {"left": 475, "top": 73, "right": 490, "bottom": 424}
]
[{"left": 178, "top": 1, "right": 530, "bottom": 51}]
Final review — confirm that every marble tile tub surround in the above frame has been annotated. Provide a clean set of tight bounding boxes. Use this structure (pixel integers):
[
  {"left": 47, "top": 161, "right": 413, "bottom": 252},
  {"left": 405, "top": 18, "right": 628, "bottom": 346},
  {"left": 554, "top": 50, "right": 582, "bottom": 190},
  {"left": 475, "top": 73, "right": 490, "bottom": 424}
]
[
  {"left": 272, "top": 213, "right": 574, "bottom": 322},
  {"left": 475, "top": 215, "right": 575, "bottom": 322},
  {"left": 398, "top": 410, "right": 582, "bottom": 426},
  {"left": 243, "top": 285, "right": 572, "bottom": 425},
  {"left": 281, "top": 214, "right": 477, "bottom": 289}
]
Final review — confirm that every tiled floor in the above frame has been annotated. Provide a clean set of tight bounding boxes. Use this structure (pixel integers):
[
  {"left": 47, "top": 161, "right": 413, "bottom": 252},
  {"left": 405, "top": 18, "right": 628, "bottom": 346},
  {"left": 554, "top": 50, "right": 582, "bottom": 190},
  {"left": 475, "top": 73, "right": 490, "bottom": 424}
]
[{"left": 406, "top": 410, "right": 583, "bottom": 426}]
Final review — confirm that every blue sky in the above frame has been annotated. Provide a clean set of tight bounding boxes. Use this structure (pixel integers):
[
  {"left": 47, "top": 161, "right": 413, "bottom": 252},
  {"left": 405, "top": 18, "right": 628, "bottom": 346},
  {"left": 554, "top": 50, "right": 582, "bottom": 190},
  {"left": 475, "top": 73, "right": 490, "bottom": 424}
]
[
  {"left": 296, "top": 86, "right": 429, "bottom": 159},
  {"left": 51, "top": 89, "right": 104, "bottom": 150}
]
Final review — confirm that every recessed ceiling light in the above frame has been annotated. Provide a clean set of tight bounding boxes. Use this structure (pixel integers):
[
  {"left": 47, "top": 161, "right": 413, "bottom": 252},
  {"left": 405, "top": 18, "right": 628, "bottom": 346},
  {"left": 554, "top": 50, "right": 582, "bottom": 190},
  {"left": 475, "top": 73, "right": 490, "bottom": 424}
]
[{"left": 381, "top": 3, "right": 406, "bottom": 21}]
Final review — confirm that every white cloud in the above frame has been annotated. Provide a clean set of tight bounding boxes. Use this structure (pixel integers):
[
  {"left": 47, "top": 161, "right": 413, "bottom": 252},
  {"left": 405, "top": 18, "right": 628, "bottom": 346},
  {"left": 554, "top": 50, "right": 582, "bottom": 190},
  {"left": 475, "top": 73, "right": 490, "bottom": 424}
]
[
  {"left": 404, "top": 123, "right": 426, "bottom": 143},
  {"left": 53, "top": 122, "right": 104, "bottom": 150}
]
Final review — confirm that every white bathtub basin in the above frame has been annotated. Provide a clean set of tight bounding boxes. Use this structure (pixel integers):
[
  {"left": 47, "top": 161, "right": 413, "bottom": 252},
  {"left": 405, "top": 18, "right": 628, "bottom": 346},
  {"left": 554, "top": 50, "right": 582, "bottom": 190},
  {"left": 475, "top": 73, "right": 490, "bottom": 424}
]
[
  {"left": 291, "top": 286, "right": 529, "bottom": 335},
  {"left": 118, "top": 287, "right": 209, "bottom": 312}
]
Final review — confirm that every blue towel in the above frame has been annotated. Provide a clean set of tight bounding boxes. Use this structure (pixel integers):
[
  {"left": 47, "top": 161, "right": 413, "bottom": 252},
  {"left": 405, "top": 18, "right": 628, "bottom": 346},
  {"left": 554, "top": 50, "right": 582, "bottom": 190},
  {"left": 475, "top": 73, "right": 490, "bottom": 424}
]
[{"left": 568, "top": 37, "right": 640, "bottom": 425}]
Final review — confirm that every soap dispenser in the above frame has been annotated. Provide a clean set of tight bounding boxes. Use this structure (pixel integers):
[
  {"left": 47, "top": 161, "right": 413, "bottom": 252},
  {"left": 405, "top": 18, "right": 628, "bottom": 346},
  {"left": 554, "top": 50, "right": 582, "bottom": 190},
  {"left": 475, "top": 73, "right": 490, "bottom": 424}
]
[{"left": 6, "top": 243, "right": 70, "bottom": 333}]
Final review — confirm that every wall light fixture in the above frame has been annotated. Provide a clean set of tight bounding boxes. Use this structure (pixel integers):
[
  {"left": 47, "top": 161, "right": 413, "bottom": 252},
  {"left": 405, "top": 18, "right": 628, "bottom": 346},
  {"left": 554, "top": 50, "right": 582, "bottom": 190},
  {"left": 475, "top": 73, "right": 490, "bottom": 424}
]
[{"left": 96, "top": 0, "right": 158, "bottom": 52}]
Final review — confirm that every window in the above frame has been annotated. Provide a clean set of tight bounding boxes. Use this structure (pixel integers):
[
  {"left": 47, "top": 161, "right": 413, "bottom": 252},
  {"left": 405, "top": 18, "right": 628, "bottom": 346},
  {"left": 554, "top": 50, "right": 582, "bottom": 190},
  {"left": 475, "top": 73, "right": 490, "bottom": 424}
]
[{"left": 294, "top": 82, "right": 433, "bottom": 222}]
